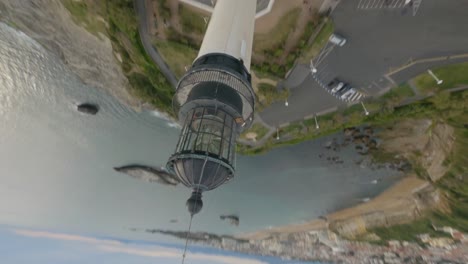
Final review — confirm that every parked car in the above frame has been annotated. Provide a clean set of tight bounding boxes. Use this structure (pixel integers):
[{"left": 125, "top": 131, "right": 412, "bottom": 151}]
[
  {"left": 328, "top": 79, "right": 346, "bottom": 93},
  {"left": 329, "top": 33, "right": 347, "bottom": 47},
  {"left": 327, "top": 79, "right": 338, "bottom": 88},
  {"left": 336, "top": 85, "right": 352, "bottom": 96}
]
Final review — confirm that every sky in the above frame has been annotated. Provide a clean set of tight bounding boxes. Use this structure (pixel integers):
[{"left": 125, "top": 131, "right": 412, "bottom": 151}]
[{"left": 0, "top": 226, "right": 315, "bottom": 264}]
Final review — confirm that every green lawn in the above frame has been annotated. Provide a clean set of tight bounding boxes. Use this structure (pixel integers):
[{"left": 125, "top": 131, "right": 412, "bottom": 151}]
[
  {"left": 256, "top": 83, "right": 289, "bottom": 111},
  {"left": 253, "top": 8, "right": 301, "bottom": 52},
  {"left": 61, "top": 0, "right": 107, "bottom": 36},
  {"left": 370, "top": 218, "right": 450, "bottom": 244},
  {"left": 179, "top": 4, "right": 206, "bottom": 35},
  {"left": 300, "top": 18, "right": 334, "bottom": 63},
  {"left": 414, "top": 62, "right": 468, "bottom": 94},
  {"left": 241, "top": 123, "right": 270, "bottom": 141},
  {"left": 382, "top": 83, "right": 415, "bottom": 100},
  {"left": 155, "top": 40, "right": 198, "bottom": 78}
]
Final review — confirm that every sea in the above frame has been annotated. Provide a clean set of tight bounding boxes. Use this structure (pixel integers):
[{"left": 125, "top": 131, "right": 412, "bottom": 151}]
[{"left": 0, "top": 22, "right": 401, "bottom": 256}]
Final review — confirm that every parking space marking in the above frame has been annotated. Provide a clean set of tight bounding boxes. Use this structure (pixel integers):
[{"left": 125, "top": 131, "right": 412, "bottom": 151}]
[
  {"left": 357, "top": 0, "right": 410, "bottom": 10},
  {"left": 413, "top": 0, "right": 423, "bottom": 16}
]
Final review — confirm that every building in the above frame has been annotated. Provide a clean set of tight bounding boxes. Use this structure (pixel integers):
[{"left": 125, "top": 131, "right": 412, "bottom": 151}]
[{"left": 166, "top": 0, "right": 257, "bottom": 215}]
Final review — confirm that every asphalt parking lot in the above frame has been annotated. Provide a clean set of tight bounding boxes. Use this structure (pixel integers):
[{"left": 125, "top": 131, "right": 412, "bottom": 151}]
[
  {"left": 259, "top": 0, "right": 468, "bottom": 126},
  {"left": 323, "top": 0, "right": 468, "bottom": 94},
  {"left": 260, "top": 74, "right": 345, "bottom": 126}
]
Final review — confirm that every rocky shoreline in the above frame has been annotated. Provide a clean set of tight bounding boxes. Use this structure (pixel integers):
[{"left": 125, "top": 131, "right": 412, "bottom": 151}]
[
  {"left": 241, "top": 119, "right": 454, "bottom": 241},
  {"left": 0, "top": 0, "right": 139, "bottom": 109}
]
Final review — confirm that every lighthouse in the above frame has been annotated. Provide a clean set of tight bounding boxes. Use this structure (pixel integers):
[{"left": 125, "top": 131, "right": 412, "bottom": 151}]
[{"left": 166, "top": 0, "right": 257, "bottom": 216}]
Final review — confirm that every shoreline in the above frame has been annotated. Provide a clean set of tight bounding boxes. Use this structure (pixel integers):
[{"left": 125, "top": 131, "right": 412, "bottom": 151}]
[{"left": 239, "top": 175, "right": 430, "bottom": 241}]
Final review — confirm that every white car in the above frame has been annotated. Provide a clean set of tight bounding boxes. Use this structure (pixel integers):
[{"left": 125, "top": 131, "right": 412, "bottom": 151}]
[
  {"left": 331, "top": 82, "right": 345, "bottom": 93},
  {"left": 329, "top": 33, "right": 347, "bottom": 47}
]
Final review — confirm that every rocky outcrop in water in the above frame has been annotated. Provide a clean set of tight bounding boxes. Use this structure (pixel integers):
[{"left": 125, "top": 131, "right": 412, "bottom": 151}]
[
  {"left": 114, "top": 165, "right": 180, "bottom": 186},
  {"left": 77, "top": 103, "right": 99, "bottom": 115},
  {"left": 220, "top": 214, "right": 240, "bottom": 226},
  {"left": 141, "top": 228, "right": 248, "bottom": 244}
]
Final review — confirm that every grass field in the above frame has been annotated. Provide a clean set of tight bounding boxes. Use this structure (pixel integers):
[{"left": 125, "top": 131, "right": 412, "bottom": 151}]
[
  {"left": 179, "top": 4, "right": 206, "bottom": 35},
  {"left": 414, "top": 62, "right": 468, "bottom": 94},
  {"left": 382, "top": 83, "right": 415, "bottom": 100},
  {"left": 61, "top": 0, "right": 107, "bottom": 36},
  {"left": 253, "top": 8, "right": 301, "bottom": 53},
  {"left": 370, "top": 218, "right": 451, "bottom": 244},
  {"left": 300, "top": 18, "right": 334, "bottom": 63},
  {"left": 241, "top": 123, "right": 270, "bottom": 141},
  {"left": 155, "top": 40, "right": 197, "bottom": 78},
  {"left": 256, "top": 83, "right": 289, "bottom": 111}
]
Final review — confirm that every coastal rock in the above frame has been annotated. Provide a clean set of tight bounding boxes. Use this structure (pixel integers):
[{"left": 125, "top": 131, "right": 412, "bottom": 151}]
[
  {"left": 379, "top": 119, "right": 455, "bottom": 181},
  {"left": 220, "top": 214, "right": 240, "bottom": 226},
  {"left": 77, "top": 103, "right": 99, "bottom": 115},
  {"left": 363, "top": 126, "right": 374, "bottom": 135},
  {"left": 343, "top": 127, "right": 357, "bottom": 137},
  {"left": 114, "top": 165, "right": 180, "bottom": 186},
  {"left": 368, "top": 139, "right": 378, "bottom": 150}
]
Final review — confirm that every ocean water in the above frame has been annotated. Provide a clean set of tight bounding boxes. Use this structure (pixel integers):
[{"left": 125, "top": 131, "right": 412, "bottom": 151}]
[{"left": 0, "top": 22, "right": 401, "bottom": 243}]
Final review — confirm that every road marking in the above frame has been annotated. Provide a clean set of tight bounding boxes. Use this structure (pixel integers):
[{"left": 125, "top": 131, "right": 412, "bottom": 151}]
[
  {"left": 412, "top": 0, "right": 423, "bottom": 16},
  {"left": 358, "top": 0, "right": 364, "bottom": 8},
  {"left": 357, "top": 0, "right": 411, "bottom": 10},
  {"left": 378, "top": 0, "right": 385, "bottom": 8}
]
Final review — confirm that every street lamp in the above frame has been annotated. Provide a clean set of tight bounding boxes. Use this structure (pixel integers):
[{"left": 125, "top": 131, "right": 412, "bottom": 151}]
[
  {"left": 285, "top": 99, "right": 289, "bottom": 107},
  {"left": 310, "top": 60, "right": 317, "bottom": 74},
  {"left": 427, "top": 69, "right": 443, "bottom": 85},
  {"left": 361, "top": 102, "right": 370, "bottom": 116},
  {"left": 276, "top": 127, "right": 280, "bottom": 140},
  {"left": 314, "top": 114, "right": 320, "bottom": 129}
]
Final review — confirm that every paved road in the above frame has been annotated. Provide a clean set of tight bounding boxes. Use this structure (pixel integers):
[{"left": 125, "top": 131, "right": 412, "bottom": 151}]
[
  {"left": 322, "top": 0, "right": 468, "bottom": 94},
  {"left": 261, "top": 74, "right": 344, "bottom": 126},
  {"left": 389, "top": 56, "right": 468, "bottom": 85},
  {"left": 134, "top": 0, "right": 178, "bottom": 88},
  {"left": 260, "top": 0, "right": 468, "bottom": 127}
]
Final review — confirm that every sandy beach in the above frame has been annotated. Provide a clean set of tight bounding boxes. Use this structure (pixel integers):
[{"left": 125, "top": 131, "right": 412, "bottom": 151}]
[{"left": 239, "top": 175, "right": 430, "bottom": 240}]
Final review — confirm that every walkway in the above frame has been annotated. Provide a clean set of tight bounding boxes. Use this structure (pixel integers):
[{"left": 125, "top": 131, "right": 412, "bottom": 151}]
[{"left": 134, "top": 0, "right": 179, "bottom": 89}]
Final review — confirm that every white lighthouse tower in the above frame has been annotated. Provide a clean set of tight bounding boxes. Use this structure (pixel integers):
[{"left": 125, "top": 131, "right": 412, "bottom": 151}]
[{"left": 166, "top": 0, "right": 257, "bottom": 216}]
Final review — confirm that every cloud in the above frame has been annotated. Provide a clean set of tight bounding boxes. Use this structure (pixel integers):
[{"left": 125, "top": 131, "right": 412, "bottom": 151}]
[
  {"left": 13, "top": 229, "right": 121, "bottom": 246},
  {"left": 13, "top": 229, "right": 268, "bottom": 264},
  {"left": 99, "top": 244, "right": 268, "bottom": 264}
]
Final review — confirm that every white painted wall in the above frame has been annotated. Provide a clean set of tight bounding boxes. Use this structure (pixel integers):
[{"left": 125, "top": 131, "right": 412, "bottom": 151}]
[{"left": 196, "top": 0, "right": 256, "bottom": 71}]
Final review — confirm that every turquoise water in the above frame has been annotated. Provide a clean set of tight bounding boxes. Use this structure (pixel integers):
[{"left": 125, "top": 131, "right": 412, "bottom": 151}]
[{"left": 0, "top": 22, "right": 401, "bottom": 243}]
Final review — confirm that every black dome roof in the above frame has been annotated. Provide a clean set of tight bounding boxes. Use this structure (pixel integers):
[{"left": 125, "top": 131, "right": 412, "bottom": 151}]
[
  {"left": 186, "top": 191, "right": 203, "bottom": 216},
  {"left": 168, "top": 155, "right": 234, "bottom": 191}
]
